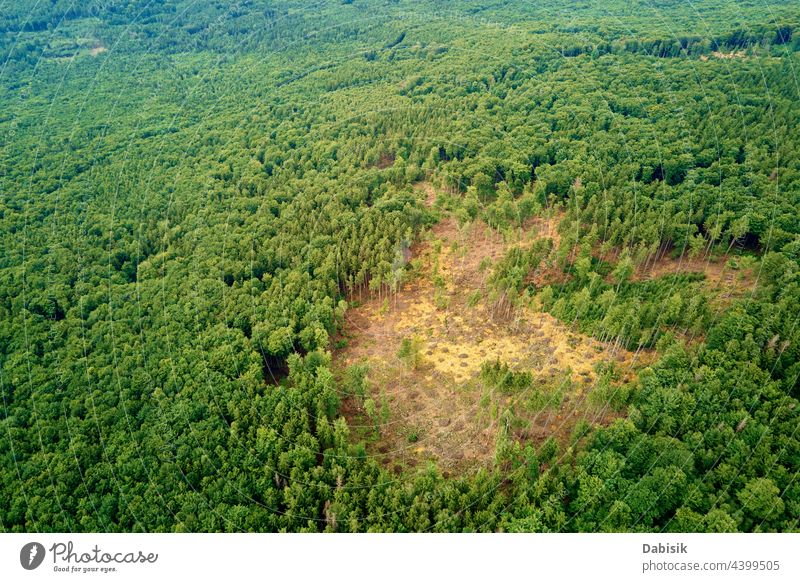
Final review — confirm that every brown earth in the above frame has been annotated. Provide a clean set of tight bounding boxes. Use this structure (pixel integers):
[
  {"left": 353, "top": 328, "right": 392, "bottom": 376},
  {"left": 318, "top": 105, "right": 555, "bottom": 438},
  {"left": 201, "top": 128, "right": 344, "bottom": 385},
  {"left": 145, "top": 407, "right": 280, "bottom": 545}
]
[{"left": 334, "top": 186, "right": 643, "bottom": 475}]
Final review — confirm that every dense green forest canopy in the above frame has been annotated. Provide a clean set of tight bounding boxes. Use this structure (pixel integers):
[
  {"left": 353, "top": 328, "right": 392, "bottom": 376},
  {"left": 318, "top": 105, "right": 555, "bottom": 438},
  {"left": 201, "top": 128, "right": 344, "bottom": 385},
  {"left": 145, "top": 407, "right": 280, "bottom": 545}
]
[{"left": 1, "top": 1, "right": 799, "bottom": 531}]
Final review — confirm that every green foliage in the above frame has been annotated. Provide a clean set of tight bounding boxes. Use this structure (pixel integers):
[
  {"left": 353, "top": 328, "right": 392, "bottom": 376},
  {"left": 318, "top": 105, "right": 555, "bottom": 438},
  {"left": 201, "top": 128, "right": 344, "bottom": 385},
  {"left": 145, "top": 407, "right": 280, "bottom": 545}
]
[
  {"left": 490, "top": 239, "right": 553, "bottom": 296},
  {"left": 738, "top": 478, "right": 785, "bottom": 525},
  {"left": 363, "top": 398, "right": 380, "bottom": 436},
  {"left": 343, "top": 362, "right": 369, "bottom": 401},
  {"left": 467, "top": 289, "right": 482, "bottom": 308},
  {"left": 545, "top": 273, "right": 711, "bottom": 350},
  {"left": 480, "top": 360, "right": 533, "bottom": 393},
  {"left": 397, "top": 336, "right": 424, "bottom": 369},
  {"left": 588, "top": 363, "right": 634, "bottom": 412},
  {"left": 1, "top": 0, "right": 799, "bottom": 533}
]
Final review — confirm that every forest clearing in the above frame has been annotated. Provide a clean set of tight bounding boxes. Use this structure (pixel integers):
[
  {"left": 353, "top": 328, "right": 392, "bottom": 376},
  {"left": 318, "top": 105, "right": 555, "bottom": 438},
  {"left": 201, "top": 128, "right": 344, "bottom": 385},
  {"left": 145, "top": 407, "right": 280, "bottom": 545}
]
[{"left": 336, "top": 186, "right": 644, "bottom": 473}]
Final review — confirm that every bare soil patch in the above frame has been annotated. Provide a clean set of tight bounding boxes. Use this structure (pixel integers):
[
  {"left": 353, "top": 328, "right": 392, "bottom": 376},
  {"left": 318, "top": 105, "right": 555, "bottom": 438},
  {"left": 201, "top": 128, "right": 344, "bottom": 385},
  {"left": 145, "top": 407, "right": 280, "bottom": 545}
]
[{"left": 334, "top": 188, "right": 642, "bottom": 474}]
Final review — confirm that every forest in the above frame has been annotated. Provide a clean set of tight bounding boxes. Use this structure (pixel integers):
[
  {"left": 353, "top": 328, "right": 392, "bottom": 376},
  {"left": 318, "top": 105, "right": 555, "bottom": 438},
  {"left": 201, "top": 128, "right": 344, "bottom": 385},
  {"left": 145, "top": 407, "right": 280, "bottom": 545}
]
[{"left": 1, "top": 0, "right": 799, "bottom": 532}]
